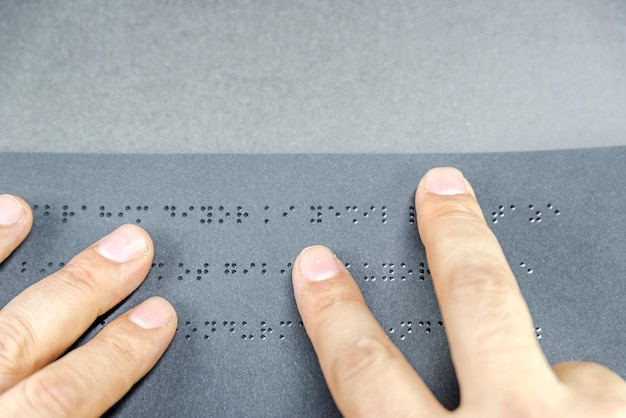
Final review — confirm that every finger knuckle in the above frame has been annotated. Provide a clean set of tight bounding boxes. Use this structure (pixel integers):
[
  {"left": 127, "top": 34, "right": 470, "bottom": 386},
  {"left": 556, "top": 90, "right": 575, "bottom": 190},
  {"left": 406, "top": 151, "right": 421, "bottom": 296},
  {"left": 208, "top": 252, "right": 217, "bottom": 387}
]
[
  {"left": 55, "top": 261, "right": 101, "bottom": 299},
  {"left": 448, "top": 263, "right": 514, "bottom": 299},
  {"left": 21, "top": 372, "right": 86, "bottom": 417},
  {"left": 0, "top": 314, "right": 36, "bottom": 382},
  {"left": 331, "top": 336, "right": 394, "bottom": 389},
  {"left": 310, "top": 287, "right": 364, "bottom": 332},
  {"left": 98, "top": 332, "right": 138, "bottom": 370}
]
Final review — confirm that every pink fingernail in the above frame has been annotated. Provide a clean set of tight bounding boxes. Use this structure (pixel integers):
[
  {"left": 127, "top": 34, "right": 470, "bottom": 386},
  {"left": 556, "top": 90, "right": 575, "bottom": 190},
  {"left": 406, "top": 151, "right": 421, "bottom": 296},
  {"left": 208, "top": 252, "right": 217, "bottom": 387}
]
[
  {"left": 0, "top": 195, "right": 27, "bottom": 225},
  {"left": 297, "top": 245, "right": 340, "bottom": 281},
  {"left": 129, "top": 297, "right": 173, "bottom": 329},
  {"left": 423, "top": 167, "right": 468, "bottom": 195},
  {"left": 95, "top": 225, "right": 148, "bottom": 263}
]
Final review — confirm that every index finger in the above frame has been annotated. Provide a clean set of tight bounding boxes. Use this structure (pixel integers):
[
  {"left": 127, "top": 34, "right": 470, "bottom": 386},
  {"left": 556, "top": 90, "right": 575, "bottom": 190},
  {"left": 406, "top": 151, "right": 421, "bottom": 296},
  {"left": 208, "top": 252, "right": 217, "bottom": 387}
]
[{"left": 415, "top": 168, "right": 556, "bottom": 399}]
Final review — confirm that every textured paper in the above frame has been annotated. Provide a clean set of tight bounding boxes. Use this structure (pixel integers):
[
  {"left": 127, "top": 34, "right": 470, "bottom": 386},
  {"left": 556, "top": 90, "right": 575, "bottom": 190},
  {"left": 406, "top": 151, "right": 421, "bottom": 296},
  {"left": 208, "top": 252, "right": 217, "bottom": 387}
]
[{"left": 0, "top": 149, "right": 624, "bottom": 416}]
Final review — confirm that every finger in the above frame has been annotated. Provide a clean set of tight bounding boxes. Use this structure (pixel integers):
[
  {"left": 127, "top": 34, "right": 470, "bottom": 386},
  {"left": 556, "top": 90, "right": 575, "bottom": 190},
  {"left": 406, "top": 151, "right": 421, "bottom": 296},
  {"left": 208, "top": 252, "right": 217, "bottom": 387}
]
[
  {"left": 0, "top": 297, "right": 177, "bottom": 417},
  {"left": 293, "top": 245, "right": 447, "bottom": 418},
  {"left": 415, "top": 168, "right": 555, "bottom": 397},
  {"left": 554, "top": 361, "right": 626, "bottom": 402},
  {"left": 0, "top": 224, "right": 153, "bottom": 392},
  {"left": 0, "top": 195, "right": 33, "bottom": 262}
]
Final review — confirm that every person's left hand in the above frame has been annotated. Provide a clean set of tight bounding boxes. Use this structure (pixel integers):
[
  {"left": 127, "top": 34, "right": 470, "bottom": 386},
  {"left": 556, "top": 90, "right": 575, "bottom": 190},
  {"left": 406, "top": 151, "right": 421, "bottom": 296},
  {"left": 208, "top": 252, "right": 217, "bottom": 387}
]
[{"left": 0, "top": 194, "right": 177, "bottom": 417}]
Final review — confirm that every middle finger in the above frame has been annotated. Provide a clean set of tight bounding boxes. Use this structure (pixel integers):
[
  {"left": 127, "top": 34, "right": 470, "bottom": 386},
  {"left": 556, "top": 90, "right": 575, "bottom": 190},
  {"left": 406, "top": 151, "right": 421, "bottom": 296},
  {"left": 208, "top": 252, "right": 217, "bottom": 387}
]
[
  {"left": 0, "top": 224, "right": 153, "bottom": 393},
  {"left": 414, "top": 168, "right": 556, "bottom": 398}
]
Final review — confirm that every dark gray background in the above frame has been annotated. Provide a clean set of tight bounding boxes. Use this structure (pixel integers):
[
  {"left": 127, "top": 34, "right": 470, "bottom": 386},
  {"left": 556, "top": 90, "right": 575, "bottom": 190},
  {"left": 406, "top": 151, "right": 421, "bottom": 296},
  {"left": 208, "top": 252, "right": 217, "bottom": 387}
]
[{"left": 1, "top": 0, "right": 625, "bottom": 153}]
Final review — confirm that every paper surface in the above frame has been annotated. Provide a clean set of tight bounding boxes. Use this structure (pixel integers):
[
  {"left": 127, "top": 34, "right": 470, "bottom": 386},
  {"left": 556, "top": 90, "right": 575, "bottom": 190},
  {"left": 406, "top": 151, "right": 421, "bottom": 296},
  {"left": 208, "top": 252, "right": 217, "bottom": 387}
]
[{"left": 0, "top": 149, "right": 624, "bottom": 416}]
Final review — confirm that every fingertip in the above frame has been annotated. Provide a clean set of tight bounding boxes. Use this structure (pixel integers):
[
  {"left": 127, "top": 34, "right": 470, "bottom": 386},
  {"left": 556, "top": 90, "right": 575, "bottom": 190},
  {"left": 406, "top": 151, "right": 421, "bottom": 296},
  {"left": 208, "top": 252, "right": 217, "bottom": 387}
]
[
  {"left": 0, "top": 194, "right": 31, "bottom": 226},
  {"left": 94, "top": 224, "right": 153, "bottom": 264},
  {"left": 295, "top": 245, "right": 341, "bottom": 282},
  {"left": 0, "top": 195, "right": 33, "bottom": 262},
  {"left": 418, "top": 167, "right": 468, "bottom": 195},
  {"left": 128, "top": 296, "right": 177, "bottom": 330}
]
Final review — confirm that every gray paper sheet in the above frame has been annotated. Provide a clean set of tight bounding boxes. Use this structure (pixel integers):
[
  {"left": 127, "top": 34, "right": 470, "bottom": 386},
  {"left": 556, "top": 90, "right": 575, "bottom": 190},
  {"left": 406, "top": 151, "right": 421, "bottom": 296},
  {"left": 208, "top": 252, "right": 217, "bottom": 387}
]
[{"left": 0, "top": 149, "right": 624, "bottom": 416}]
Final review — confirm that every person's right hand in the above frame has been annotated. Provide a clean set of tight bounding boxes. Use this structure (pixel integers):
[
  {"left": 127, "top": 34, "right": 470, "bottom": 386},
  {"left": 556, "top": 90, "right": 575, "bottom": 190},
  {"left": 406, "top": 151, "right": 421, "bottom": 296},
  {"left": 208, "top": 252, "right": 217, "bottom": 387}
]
[{"left": 292, "top": 168, "right": 626, "bottom": 417}]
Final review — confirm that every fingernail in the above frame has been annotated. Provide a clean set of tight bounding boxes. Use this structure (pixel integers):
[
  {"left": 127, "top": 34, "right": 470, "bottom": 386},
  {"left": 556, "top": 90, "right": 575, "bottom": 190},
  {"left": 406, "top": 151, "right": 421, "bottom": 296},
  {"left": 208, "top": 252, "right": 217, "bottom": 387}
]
[
  {"left": 423, "top": 167, "right": 468, "bottom": 195},
  {"left": 0, "top": 195, "right": 27, "bottom": 225},
  {"left": 297, "top": 245, "right": 340, "bottom": 281},
  {"left": 95, "top": 225, "right": 148, "bottom": 263},
  {"left": 129, "top": 297, "right": 173, "bottom": 329}
]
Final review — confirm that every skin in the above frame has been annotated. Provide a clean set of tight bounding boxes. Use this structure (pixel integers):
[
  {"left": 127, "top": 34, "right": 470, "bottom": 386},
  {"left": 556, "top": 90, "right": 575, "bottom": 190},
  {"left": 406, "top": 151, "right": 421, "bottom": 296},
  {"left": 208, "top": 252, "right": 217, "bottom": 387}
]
[{"left": 0, "top": 167, "right": 624, "bottom": 417}]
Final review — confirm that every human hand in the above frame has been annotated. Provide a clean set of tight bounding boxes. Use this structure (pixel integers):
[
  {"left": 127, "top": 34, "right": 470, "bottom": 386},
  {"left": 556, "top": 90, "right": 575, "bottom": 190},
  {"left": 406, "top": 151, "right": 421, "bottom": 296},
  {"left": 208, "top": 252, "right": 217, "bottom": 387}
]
[
  {"left": 0, "top": 194, "right": 177, "bottom": 417},
  {"left": 292, "top": 168, "right": 626, "bottom": 417}
]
